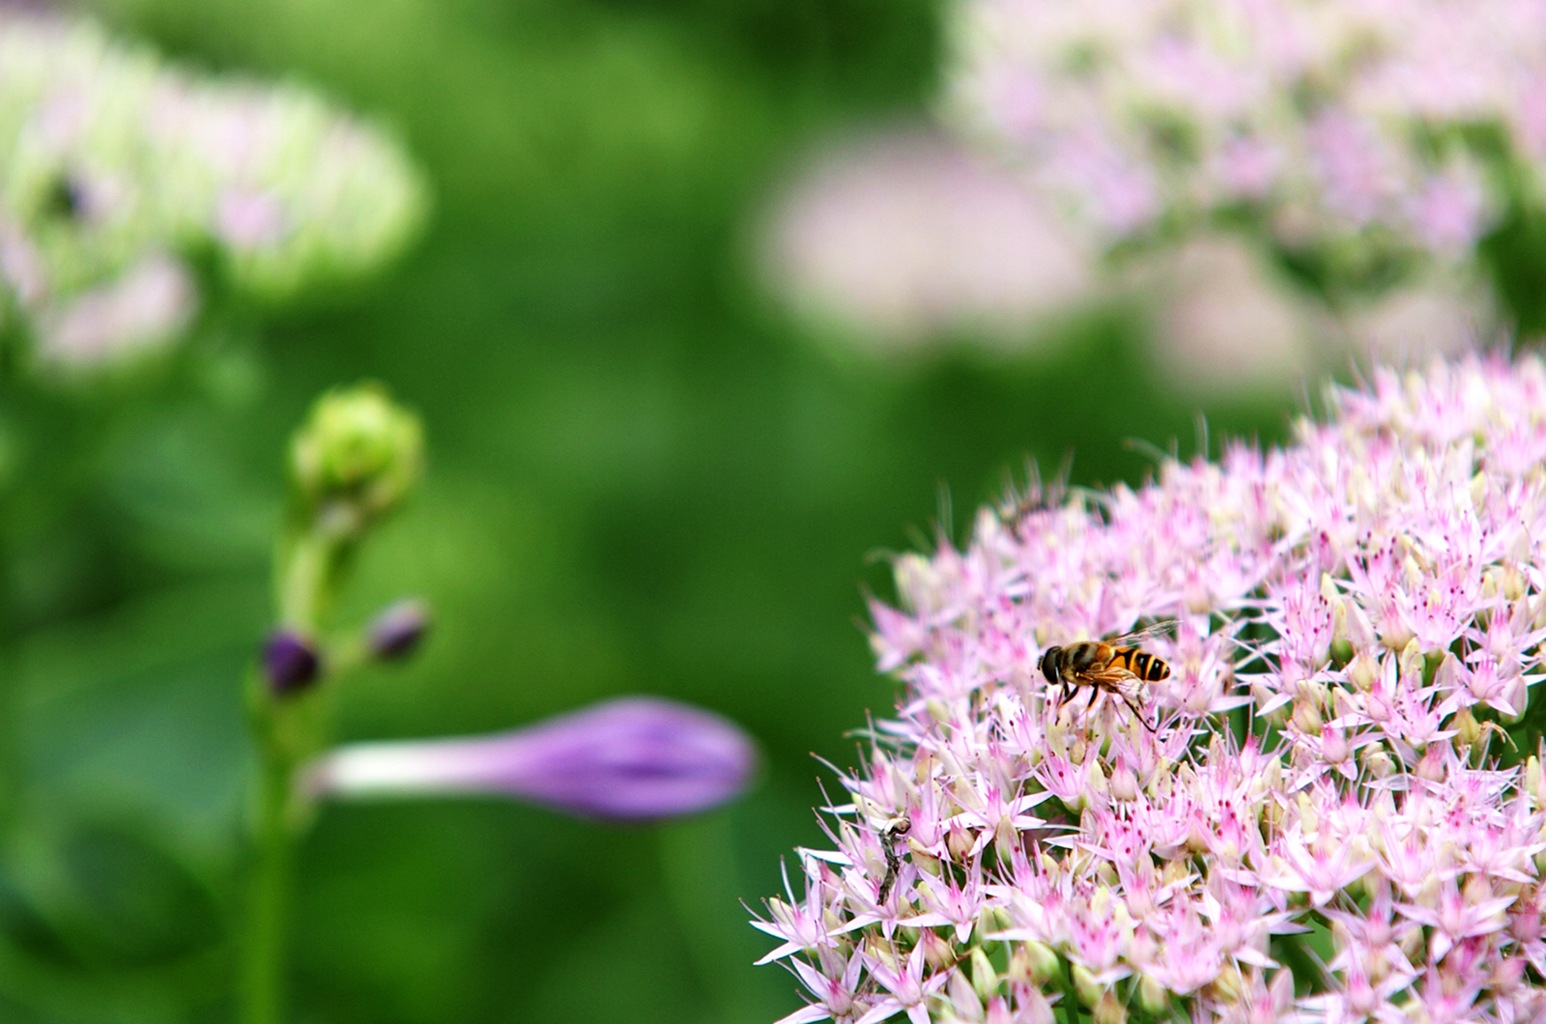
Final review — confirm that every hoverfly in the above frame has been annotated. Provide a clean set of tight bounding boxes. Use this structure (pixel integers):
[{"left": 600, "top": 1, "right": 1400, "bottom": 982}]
[{"left": 1037, "top": 622, "right": 1173, "bottom": 732}]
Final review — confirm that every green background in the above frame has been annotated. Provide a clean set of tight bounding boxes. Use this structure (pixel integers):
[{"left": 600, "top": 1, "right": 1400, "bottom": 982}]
[{"left": 0, "top": 0, "right": 1295, "bottom": 1021}]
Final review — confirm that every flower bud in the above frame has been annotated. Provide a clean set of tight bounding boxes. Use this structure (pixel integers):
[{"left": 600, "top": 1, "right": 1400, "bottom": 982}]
[
  {"left": 1320, "top": 572, "right": 1339, "bottom": 604},
  {"left": 918, "top": 928, "right": 955, "bottom": 970},
  {"left": 1070, "top": 964, "right": 1101, "bottom": 1007},
  {"left": 1109, "top": 762, "right": 1138, "bottom": 802},
  {"left": 1504, "top": 565, "right": 1528, "bottom": 600},
  {"left": 1210, "top": 964, "right": 1244, "bottom": 1003},
  {"left": 307, "top": 696, "right": 756, "bottom": 820},
  {"left": 971, "top": 947, "right": 998, "bottom": 1001},
  {"left": 1022, "top": 988, "right": 1055, "bottom": 1024},
  {"left": 1453, "top": 706, "right": 1482, "bottom": 747},
  {"left": 1045, "top": 718, "right": 1068, "bottom": 761},
  {"left": 909, "top": 842, "right": 942, "bottom": 877},
  {"left": 994, "top": 814, "right": 1019, "bottom": 856},
  {"left": 367, "top": 598, "right": 430, "bottom": 660},
  {"left": 864, "top": 933, "right": 899, "bottom": 971},
  {"left": 263, "top": 629, "right": 321, "bottom": 695},
  {"left": 1093, "top": 991, "right": 1127, "bottom": 1024},
  {"left": 1463, "top": 874, "right": 1496, "bottom": 908},
  {"left": 1412, "top": 878, "right": 1440, "bottom": 915},
  {"left": 1345, "top": 600, "right": 1376, "bottom": 650},
  {"left": 949, "top": 972, "right": 984, "bottom": 1022},
  {"left": 1398, "top": 638, "right": 1424, "bottom": 683},
  {"left": 1432, "top": 651, "right": 1460, "bottom": 694},
  {"left": 1085, "top": 756, "right": 1109, "bottom": 799},
  {"left": 893, "top": 553, "right": 939, "bottom": 614},
  {"left": 1329, "top": 636, "right": 1353, "bottom": 667},
  {"left": 1292, "top": 698, "right": 1323, "bottom": 737},
  {"left": 1361, "top": 747, "right": 1394, "bottom": 779},
  {"left": 1012, "top": 941, "right": 1060, "bottom": 987},
  {"left": 1137, "top": 973, "right": 1168, "bottom": 1015},
  {"left": 1502, "top": 674, "right": 1530, "bottom": 723},
  {"left": 1296, "top": 792, "right": 1318, "bottom": 833},
  {"left": 1347, "top": 650, "right": 1380, "bottom": 691},
  {"left": 1320, "top": 727, "right": 1348, "bottom": 764},
  {"left": 947, "top": 823, "right": 976, "bottom": 862},
  {"left": 1416, "top": 745, "right": 1446, "bottom": 783},
  {"left": 289, "top": 383, "right": 424, "bottom": 527}
]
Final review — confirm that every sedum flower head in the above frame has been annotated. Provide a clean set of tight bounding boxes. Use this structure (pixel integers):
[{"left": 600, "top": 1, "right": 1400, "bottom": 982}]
[
  {"left": 943, "top": 0, "right": 1539, "bottom": 272},
  {"left": 0, "top": 14, "right": 426, "bottom": 367},
  {"left": 755, "top": 352, "right": 1546, "bottom": 1023}
]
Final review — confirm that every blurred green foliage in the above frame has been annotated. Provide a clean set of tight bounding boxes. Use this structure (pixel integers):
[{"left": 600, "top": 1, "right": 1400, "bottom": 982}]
[{"left": 0, "top": 0, "right": 1296, "bottom": 1021}]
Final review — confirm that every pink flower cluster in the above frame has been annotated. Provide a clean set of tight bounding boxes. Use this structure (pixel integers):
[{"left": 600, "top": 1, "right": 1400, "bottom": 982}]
[
  {"left": 755, "top": 353, "right": 1546, "bottom": 1024},
  {"left": 945, "top": 0, "right": 1541, "bottom": 259}
]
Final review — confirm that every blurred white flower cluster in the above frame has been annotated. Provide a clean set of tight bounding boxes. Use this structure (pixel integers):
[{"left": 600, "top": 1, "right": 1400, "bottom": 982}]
[
  {"left": 945, "top": 0, "right": 1536, "bottom": 259},
  {"left": 0, "top": 14, "right": 427, "bottom": 369}
]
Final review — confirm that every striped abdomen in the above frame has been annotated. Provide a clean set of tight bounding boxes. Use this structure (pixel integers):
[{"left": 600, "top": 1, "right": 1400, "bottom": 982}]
[{"left": 1109, "top": 645, "right": 1170, "bottom": 682}]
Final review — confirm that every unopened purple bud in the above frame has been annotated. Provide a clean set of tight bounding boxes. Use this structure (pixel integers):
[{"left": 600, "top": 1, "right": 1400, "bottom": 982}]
[
  {"left": 307, "top": 696, "right": 757, "bottom": 821},
  {"left": 263, "top": 630, "right": 321, "bottom": 695},
  {"left": 367, "top": 599, "right": 429, "bottom": 660}
]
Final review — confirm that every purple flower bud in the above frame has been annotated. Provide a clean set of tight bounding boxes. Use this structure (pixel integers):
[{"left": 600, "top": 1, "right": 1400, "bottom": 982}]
[
  {"left": 307, "top": 697, "right": 757, "bottom": 821},
  {"left": 263, "top": 630, "right": 321, "bottom": 695},
  {"left": 367, "top": 599, "right": 429, "bottom": 660}
]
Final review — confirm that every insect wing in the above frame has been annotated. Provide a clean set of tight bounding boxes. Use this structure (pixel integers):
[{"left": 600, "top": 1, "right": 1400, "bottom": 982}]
[
  {"left": 1079, "top": 663, "right": 1149, "bottom": 704},
  {"left": 1108, "top": 619, "right": 1177, "bottom": 647}
]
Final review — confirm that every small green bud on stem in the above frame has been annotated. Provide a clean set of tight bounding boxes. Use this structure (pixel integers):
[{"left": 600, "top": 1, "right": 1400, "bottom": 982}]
[{"left": 289, "top": 382, "right": 423, "bottom": 533}]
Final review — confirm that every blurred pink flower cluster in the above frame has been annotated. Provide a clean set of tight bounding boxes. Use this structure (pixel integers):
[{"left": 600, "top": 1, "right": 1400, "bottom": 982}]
[
  {"left": 946, "top": 0, "right": 1540, "bottom": 258},
  {"left": 757, "top": 129, "right": 1095, "bottom": 352},
  {"left": 754, "top": 128, "right": 1484, "bottom": 388},
  {"left": 756, "top": 353, "right": 1546, "bottom": 1023}
]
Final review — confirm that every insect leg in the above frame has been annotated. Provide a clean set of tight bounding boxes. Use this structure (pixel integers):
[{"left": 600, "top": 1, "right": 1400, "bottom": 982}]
[{"left": 1119, "top": 693, "right": 1157, "bottom": 733}]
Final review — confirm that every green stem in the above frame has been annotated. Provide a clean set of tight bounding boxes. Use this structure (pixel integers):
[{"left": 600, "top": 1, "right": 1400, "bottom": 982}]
[
  {"left": 240, "top": 736, "right": 299, "bottom": 1024},
  {"left": 241, "top": 517, "right": 343, "bottom": 1024},
  {"left": 278, "top": 530, "right": 338, "bottom": 630},
  {"left": 1059, "top": 965, "right": 1081, "bottom": 1024}
]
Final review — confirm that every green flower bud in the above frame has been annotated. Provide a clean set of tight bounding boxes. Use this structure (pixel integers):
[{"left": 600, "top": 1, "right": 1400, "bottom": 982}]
[
  {"left": 289, "top": 383, "right": 423, "bottom": 527},
  {"left": 1093, "top": 991, "right": 1127, "bottom": 1024},
  {"left": 1012, "top": 940, "right": 1060, "bottom": 987},
  {"left": 1071, "top": 963, "right": 1102, "bottom": 1007},
  {"left": 1137, "top": 973, "right": 1168, "bottom": 1015},
  {"left": 970, "top": 948, "right": 997, "bottom": 1002}
]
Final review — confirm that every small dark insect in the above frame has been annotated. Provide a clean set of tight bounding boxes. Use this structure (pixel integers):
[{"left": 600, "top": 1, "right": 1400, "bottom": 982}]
[
  {"left": 1037, "top": 622, "right": 1173, "bottom": 733},
  {"left": 41, "top": 173, "right": 86, "bottom": 221},
  {"left": 876, "top": 815, "right": 911, "bottom": 904},
  {"left": 995, "top": 454, "right": 1071, "bottom": 534}
]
